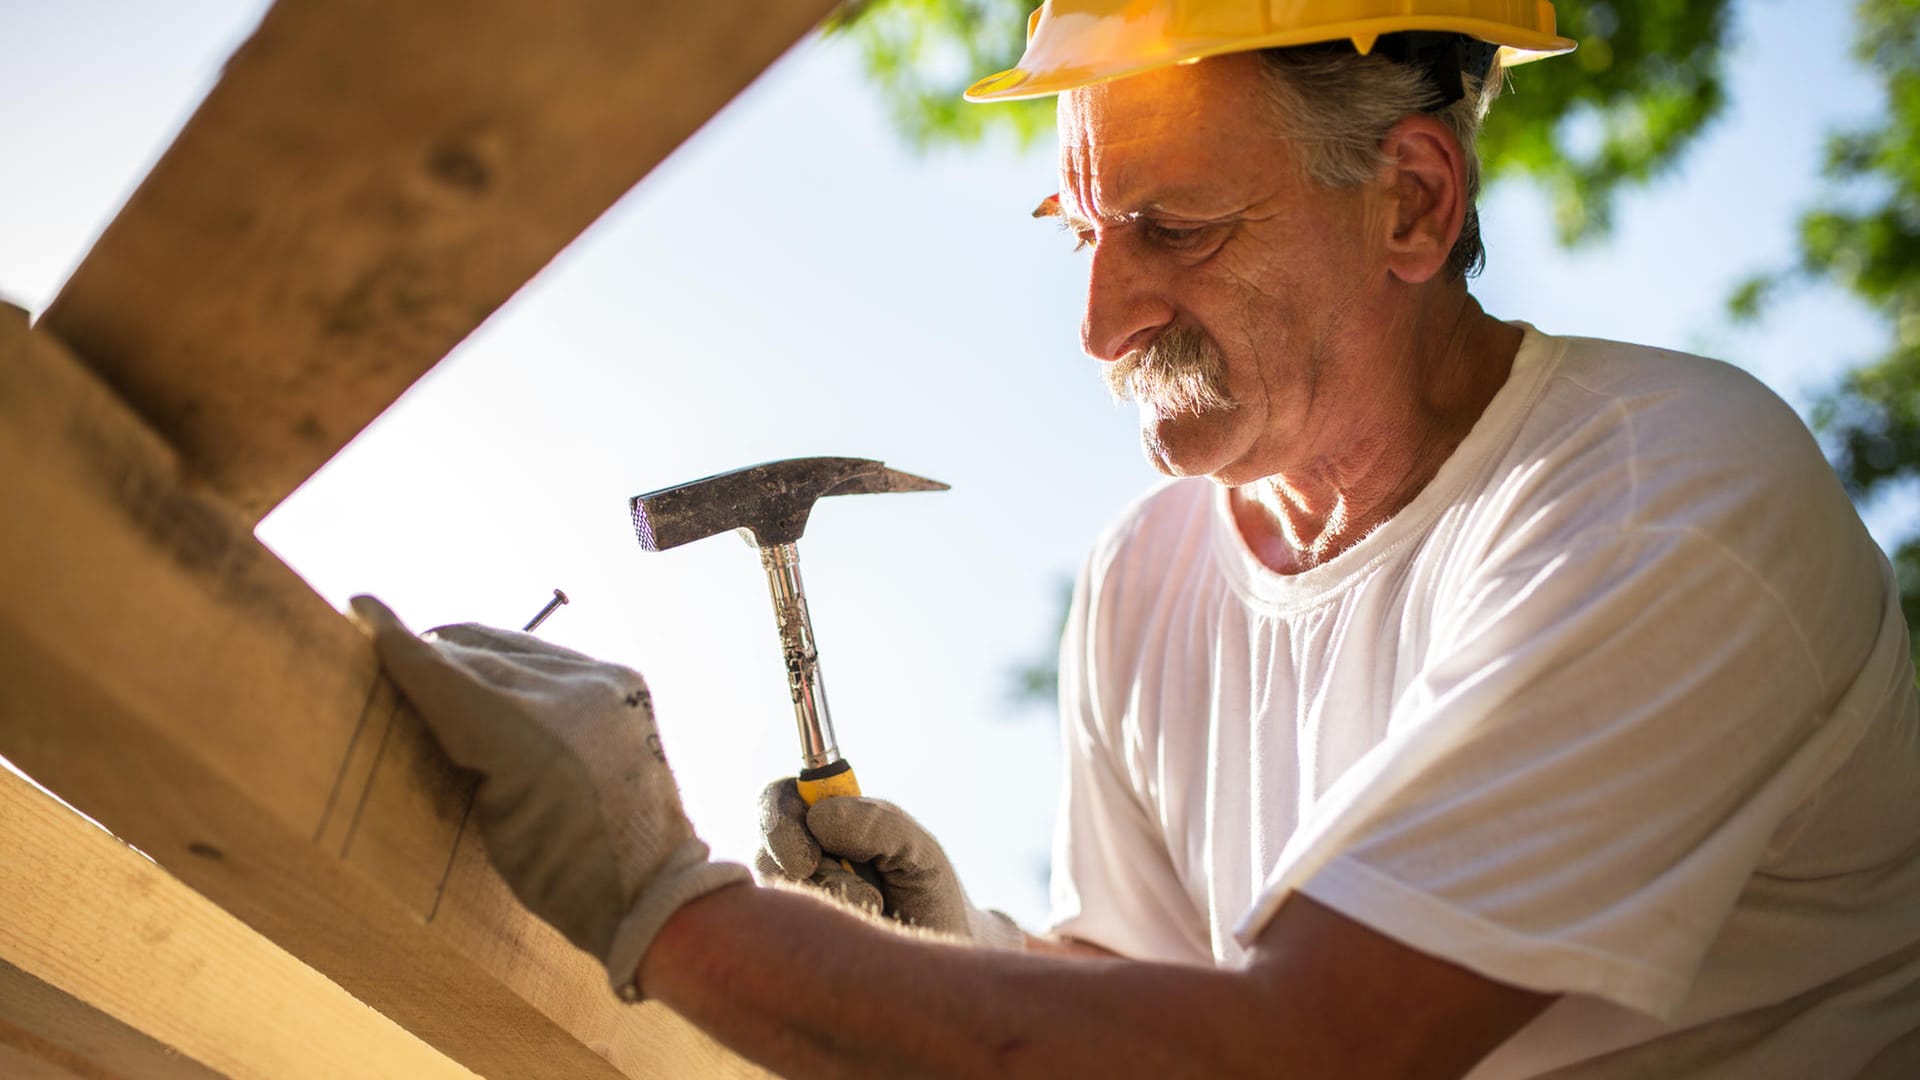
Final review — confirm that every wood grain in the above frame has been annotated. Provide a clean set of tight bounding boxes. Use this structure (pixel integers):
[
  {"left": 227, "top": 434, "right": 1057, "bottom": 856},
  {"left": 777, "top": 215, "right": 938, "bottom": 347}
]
[
  {"left": 0, "top": 771, "right": 472, "bottom": 1080},
  {"left": 0, "top": 957, "right": 221, "bottom": 1080},
  {"left": 0, "top": 306, "right": 765, "bottom": 1077},
  {"left": 42, "top": 0, "right": 838, "bottom": 520}
]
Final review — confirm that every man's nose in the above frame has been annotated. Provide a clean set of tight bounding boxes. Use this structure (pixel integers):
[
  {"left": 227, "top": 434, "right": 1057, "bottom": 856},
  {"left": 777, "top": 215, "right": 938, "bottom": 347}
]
[{"left": 1080, "top": 242, "right": 1173, "bottom": 363}]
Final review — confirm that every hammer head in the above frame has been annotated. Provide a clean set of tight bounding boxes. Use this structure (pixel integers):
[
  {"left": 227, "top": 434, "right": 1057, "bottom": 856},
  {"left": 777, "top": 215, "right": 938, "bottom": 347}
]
[{"left": 630, "top": 457, "right": 948, "bottom": 552}]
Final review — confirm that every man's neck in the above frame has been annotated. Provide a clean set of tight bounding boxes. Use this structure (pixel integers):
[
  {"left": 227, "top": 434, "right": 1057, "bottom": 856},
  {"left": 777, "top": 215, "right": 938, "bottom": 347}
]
[{"left": 1231, "top": 295, "right": 1521, "bottom": 576}]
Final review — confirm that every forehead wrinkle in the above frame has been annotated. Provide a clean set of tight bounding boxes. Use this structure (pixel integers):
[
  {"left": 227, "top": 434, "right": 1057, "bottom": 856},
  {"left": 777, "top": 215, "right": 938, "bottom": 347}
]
[
  {"left": 1062, "top": 131, "right": 1239, "bottom": 231},
  {"left": 1058, "top": 60, "right": 1304, "bottom": 232},
  {"left": 1059, "top": 86, "right": 1190, "bottom": 226},
  {"left": 1059, "top": 163, "right": 1226, "bottom": 231},
  {"left": 1058, "top": 148, "right": 1169, "bottom": 230}
]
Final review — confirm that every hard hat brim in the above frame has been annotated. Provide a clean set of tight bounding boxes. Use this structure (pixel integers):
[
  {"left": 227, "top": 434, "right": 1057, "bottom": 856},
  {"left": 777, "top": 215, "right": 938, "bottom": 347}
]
[{"left": 964, "top": 12, "right": 1576, "bottom": 103}]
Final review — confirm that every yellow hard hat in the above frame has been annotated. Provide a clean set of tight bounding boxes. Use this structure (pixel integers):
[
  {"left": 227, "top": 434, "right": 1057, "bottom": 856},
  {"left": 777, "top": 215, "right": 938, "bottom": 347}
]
[{"left": 964, "top": 0, "right": 1577, "bottom": 102}]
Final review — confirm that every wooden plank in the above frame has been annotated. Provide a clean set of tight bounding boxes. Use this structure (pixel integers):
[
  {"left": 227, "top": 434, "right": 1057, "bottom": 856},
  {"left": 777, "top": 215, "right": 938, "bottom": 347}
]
[
  {"left": 0, "top": 305, "right": 764, "bottom": 1078},
  {"left": 0, "top": 956, "right": 222, "bottom": 1080},
  {"left": 0, "top": 771, "right": 469, "bottom": 1080},
  {"left": 42, "top": 0, "right": 837, "bottom": 520}
]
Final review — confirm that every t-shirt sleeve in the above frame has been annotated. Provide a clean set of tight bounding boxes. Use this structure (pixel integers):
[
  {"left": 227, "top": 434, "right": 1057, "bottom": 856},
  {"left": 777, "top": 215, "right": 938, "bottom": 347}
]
[
  {"left": 1046, "top": 554, "right": 1212, "bottom": 965},
  {"left": 1243, "top": 520, "right": 1897, "bottom": 1019}
]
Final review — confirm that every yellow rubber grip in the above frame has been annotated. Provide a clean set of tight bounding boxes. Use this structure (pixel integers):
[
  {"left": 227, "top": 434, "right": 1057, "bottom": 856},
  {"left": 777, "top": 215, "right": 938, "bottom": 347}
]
[
  {"left": 796, "top": 764, "right": 862, "bottom": 806},
  {"left": 795, "top": 762, "right": 868, "bottom": 881}
]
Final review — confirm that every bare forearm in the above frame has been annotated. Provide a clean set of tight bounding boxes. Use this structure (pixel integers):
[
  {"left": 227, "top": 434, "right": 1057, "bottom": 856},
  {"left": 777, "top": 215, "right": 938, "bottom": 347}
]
[
  {"left": 1024, "top": 931, "right": 1119, "bottom": 958},
  {"left": 640, "top": 883, "right": 1279, "bottom": 1079}
]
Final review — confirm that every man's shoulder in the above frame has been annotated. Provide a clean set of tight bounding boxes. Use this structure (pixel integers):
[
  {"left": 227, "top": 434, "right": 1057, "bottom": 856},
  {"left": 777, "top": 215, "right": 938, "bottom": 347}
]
[
  {"left": 1533, "top": 332, "right": 1810, "bottom": 449},
  {"left": 1109, "top": 476, "right": 1214, "bottom": 528},
  {"left": 1510, "top": 330, "right": 1839, "bottom": 520},
  {"left": 1091, "top": 477, "right": 1213, "bottom": 558},
  {"left": 1077, "top": 478, "right": 1220, "bottom": 603},
  {"left": 1485, "top": 330, "right": 1886, "bottom": 676}
]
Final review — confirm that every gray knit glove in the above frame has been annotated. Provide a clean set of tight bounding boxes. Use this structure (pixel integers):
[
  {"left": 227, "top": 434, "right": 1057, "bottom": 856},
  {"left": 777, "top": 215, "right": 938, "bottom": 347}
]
[
  {"left": 754, "top": 779, "right": 1025, "bottom": 949},
  {"left": 350, "top": 595, "right": 749, "bottom": 1001},
  {"left": 754, "top": 778, "right": 887, "bottom": 913}
]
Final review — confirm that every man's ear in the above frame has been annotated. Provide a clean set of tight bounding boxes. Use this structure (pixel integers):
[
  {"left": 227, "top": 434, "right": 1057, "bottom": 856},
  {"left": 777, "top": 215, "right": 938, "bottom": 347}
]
[{"left": 1378, "top": 115, "right": 1468, "bottom": 285}]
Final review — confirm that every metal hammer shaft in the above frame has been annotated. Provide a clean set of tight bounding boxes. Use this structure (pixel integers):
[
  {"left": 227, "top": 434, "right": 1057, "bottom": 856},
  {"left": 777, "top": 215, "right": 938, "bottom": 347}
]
[
  {"left": 629, "top": 456, "right": 946, "bottom": 806},
  {"left": 759, "top": 542, "right": 840, "bottom": 771}
]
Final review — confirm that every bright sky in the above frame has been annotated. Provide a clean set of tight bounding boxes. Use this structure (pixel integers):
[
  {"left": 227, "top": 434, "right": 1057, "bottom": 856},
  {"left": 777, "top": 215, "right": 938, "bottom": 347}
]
[{"left": 1, "top": 1, "right": 1903, "bottom": 927}]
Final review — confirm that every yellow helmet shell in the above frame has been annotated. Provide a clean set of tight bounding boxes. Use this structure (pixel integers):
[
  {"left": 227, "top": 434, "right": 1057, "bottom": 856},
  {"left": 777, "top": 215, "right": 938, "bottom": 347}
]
[{"left": 964, "top": 0, "right": 1577, "bottom": 102}]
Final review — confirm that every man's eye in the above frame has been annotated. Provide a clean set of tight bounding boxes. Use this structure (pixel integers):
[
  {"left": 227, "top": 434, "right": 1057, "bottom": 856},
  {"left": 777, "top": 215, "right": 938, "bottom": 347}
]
[{"left": 1145, "top": 222, "right": 1206, "bottom": 248}]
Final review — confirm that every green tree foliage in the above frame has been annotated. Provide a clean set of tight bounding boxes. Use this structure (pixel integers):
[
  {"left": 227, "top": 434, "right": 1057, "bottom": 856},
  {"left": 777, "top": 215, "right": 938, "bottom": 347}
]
[
  {"left": 1477, "top": 0, "right": 1736, "bottom": 242},
  {"left": 827, "top": 0, "right": 1053, "bottom": 148},
  {"left": 1006, "top": 575, "right": 1074, "bottom": 708},
  {"left": 1731, "top": 0, "right": 1920, "bottom": 667}
]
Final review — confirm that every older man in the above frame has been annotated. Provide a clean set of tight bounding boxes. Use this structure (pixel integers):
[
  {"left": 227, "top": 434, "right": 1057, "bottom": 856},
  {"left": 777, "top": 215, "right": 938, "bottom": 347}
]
[{"left": 355, "top": 3, "right": 1920, "bottom": 1076}]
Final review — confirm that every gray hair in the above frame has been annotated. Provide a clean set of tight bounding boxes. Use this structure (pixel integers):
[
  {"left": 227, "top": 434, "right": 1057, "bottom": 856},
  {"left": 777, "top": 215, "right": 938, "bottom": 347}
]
[{"left": 1255, "top": 43, "right": 1505, "bottom": 280}]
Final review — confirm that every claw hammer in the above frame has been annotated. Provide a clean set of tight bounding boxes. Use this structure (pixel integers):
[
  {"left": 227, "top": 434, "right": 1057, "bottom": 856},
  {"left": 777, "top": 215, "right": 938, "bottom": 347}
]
[{"left": 629, "top": 457, "right": 947, "bottom": 810}]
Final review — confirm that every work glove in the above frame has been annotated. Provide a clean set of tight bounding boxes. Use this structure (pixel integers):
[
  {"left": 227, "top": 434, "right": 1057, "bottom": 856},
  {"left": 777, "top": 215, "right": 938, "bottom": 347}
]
[
  {"left": 754, "top": 778, "right": 1026, "bottom": 950},
  {"left": 349, "top": 595, "right": 749, "bottom": 1001}
]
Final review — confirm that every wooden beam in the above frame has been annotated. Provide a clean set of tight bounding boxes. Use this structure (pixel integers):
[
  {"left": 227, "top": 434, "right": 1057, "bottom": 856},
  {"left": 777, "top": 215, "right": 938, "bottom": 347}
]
[
  {"left": 42, "top": 0, "right": 837, "bottom": 520},
  {"left": 0, "top": 770, "right": 475, "bottom": 1080},
  {"left": 0, "top": 960, "right": 223, "bottom": 1080},
  {"left": 0, "top": 305, "right": 763, "bottom": 1077}
]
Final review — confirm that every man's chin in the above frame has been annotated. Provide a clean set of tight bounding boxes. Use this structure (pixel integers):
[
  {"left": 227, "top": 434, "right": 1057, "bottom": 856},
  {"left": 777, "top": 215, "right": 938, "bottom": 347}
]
[{"left": 1138, "top": 406, "right": 1234, "bottom": 479}]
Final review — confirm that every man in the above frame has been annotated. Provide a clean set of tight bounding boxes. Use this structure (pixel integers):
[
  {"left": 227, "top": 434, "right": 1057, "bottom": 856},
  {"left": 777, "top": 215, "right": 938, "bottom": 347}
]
[{"left": 353, "top": 2, "right": 1920, "bottom": 1075}]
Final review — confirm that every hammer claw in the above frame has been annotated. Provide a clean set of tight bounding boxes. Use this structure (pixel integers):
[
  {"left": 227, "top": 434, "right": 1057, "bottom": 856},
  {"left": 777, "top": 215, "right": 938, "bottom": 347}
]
[{"left": 824, "top": 467, "right": 950, "bottom": 497}]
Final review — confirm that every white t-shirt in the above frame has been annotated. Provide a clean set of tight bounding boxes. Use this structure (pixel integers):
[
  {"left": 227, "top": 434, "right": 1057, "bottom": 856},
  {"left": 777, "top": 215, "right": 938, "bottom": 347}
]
[{"left": 1049, "top": 326, "right": 1920, "bottom": 1077}]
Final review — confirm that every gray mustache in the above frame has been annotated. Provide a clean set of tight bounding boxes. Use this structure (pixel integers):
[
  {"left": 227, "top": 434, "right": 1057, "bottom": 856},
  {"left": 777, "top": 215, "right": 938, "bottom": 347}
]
[{"left": 1105, "top": 325, "right": 1237, "bottom": 416}]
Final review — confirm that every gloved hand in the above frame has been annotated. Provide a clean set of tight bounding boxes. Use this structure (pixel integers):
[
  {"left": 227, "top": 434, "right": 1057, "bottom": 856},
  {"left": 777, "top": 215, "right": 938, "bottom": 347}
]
[
  {"left": 349, "top": 595, "right": 749, "bottom": 1001},
  {"left": 754, "top": 778, "right": 1025, "bottom": 950},
  {"left": 755, "top": 777, "right": 888, "bottom": 914}
]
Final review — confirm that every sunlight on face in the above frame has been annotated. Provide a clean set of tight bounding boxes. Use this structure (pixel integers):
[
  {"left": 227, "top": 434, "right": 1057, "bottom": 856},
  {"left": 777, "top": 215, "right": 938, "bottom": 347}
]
[{"left": 1050, "top": 53, "right": 1388, "bottom": 485}]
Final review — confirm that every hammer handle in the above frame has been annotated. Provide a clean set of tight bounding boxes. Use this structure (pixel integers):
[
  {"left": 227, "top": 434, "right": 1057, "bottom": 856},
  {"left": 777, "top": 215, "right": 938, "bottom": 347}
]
[
  {"left": 796, "top": 757, "right": 862, "bottom": 805},
  {"left": 794, "top": 759, "right": 887, "bottom": 893}
]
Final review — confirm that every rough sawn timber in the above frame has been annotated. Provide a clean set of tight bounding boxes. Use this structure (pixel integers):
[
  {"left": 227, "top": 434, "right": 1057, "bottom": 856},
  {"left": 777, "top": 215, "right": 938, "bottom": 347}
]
[
  {"left": 0, "top": 305, "right": 766, "bottom": 1077},
  {"left": 0, "top": 769, "right": 479, "bottom": 1080},
  {"left": 42, "top": 0, "right": 838, "bottom": 521},
  {"left": 0, "top": 960, "right": 226, "bottom": 1080}
]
